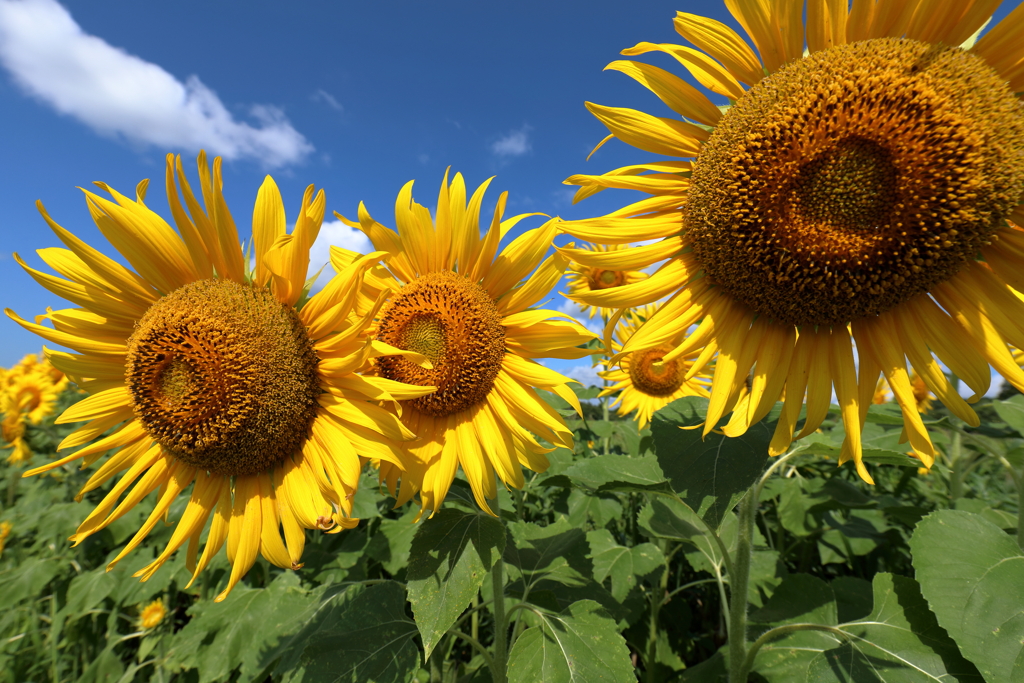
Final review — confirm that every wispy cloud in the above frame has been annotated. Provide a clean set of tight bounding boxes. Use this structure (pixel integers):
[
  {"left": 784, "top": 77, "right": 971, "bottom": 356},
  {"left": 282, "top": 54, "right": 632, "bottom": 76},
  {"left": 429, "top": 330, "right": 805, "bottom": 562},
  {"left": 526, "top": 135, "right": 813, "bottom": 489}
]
[
  {"left": 306, "top": 219, "right": 374, "bottom": 291},
  {"left": 311, "top": 88, "right": 343, "bottom": 112},
  {"left": 0, "top": 0, "right": 312, "bottom": 167},
  {"left": 555, "top": 294, "right": 603, "bottom": 336},
  {"left": 562, "top": 363, "right": 602, "bottom": 388},
  {"left": 491, "top": 123, "right": 532, "bottom": 157}
]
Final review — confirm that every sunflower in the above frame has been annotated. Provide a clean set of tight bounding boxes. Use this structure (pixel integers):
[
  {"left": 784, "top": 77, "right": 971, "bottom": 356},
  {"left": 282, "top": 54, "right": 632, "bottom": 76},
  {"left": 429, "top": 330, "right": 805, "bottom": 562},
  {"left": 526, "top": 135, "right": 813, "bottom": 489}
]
[
  {"left": 559, "top": 1, "right": 1024, "bottom": 482},
  {"left": 1, "top": 354, "right": 68, "bottom": 465},
  {"left": 0, "top": 520, "right": 11, "bottom": 557},
  {"left": 599, "top": 305, "right": 711, "bottom": 428},
  {"left": 565, "top": 243, "right": 649, "bottom": 320},
  {"left": 335, "top": 171, "right": 596, "bottom": 515},
  {"left": 139, "top": 599, "right": 167, "bottom": 630},
  {"left": 6, "top": 153, "right": 432, "bottom": 600}
]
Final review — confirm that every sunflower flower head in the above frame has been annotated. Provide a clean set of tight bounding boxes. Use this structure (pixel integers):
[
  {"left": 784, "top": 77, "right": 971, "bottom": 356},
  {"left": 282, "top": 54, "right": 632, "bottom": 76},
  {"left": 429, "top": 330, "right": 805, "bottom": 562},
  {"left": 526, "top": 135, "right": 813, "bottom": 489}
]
[
  {"left": 599, "top": 305, "right": 711, "bottom": 428},
  {"left": 0, "top": 520, "right": 11, "bottom": 557},
  {"left": 871, "top": 378, "right": 891, "bottom": 405},
  {"left": 7, "top": 152, "right": 427, "bottom": 601},
  {"left": 336, "top": 170, "right": 596, "bottom": 516},
  {"left": 1, "top": 354, "right": 67, "bottom": 465},
  {"left": 139, "top": 599, "right": 166, "bottom": 630},
  {"left": 564, "top": 243, "right": 648, "bottom": 320},
  {"left": 561, "top": 1, "right": 1024, "bottom": 483}
]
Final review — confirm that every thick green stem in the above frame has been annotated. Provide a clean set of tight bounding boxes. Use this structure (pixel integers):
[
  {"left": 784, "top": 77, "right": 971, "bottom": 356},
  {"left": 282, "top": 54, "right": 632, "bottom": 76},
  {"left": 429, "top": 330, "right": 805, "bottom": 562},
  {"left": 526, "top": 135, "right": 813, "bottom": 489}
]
[
  {"left": 1018, "top": 481, "right": 1024, "bottom": 552},
  {"left": 488, "top": 490, "right": 509, "bottom": 683},
  {"left": 997, "top": 452, "right": 1024, "bottom": 551},
  {"left": 727, "top": 489, "right": 756, "bottom": 683},
  {"left": 602, "top": 379, "right": 611, "bottom": 456},
  {"left": 644, "top": 540, "right": 671, "bottom": 683},
  {"left": 949, "top": 430, "right": 964, "bottom": 502},
  {"left": 726, "top": 449, "right": 800, "bottom": 681}
]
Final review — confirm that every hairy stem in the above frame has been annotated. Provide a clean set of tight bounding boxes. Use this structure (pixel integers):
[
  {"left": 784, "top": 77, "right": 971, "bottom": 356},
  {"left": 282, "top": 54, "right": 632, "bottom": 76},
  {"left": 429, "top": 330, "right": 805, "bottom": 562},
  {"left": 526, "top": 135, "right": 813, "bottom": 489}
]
[
  {"left": 727, "top": 489, "right": 756, "bottom": 683},
  {"left": 644, "top": 540, "right": 671, "bottom": 683},
  {"left": 488, "top": 490, "right": 509, "bottom": 683}
]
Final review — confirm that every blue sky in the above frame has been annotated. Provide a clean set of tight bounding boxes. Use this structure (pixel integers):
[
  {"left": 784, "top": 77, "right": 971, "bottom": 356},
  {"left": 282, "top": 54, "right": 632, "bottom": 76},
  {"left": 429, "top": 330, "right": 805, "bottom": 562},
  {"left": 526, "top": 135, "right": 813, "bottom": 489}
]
[{"left": 0, "top": 0, "right": 1020, "bottom": 386}]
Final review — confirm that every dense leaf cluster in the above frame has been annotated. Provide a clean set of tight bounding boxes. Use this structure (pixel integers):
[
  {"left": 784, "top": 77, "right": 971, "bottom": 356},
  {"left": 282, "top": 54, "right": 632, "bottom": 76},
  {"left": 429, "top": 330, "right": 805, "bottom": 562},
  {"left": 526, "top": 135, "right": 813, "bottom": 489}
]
[{"left": 2, "top": 385, "right": 1024, "bottom": 682}]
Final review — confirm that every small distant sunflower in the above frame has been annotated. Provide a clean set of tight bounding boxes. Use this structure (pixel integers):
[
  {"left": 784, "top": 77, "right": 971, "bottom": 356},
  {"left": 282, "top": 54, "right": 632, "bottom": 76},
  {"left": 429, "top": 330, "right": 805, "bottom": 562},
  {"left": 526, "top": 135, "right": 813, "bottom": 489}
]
[
  {"left": 599, "top": 305, "right": 711, "bottom": 428},
  {"left": 1, "top": 354, "right": 67, "bottom": 465},
  {"left": 908, "top": 372, "right": 935, "bottom": 413},
  {"left": 871, "top": 378, "right": 891, "bottom": 406},
  {"left": 565, "top": 243, "right": 648, "bottom": 320},
  {"left": 139, "top": 599, "right": 166, "bottom": 630},
  {"left": 0, "top": 520, "right": 11, "bottom": 557},
  {"left": 336, "top": 171, "right": 595, "bottom": 515},
  {"left": 7, "top": 153, "right": 429, "bottom": 600},
  {"left": 561, "top": 1, "right": 1024, "bottom": 482}
]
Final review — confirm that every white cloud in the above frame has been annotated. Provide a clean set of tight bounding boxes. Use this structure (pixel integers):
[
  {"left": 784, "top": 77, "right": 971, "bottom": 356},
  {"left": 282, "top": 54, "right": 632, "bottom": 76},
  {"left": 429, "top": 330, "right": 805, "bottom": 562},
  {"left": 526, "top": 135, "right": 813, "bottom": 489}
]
[
  {"left": 491, "top": 124, "right": 532, "bottom": 157},
  {"left": 0, "top": 0, "right": 312, "bottom": 167},
  {"left": 555, "top": 294, "right": 603, "bottom": 336},
  {"left": 563, "top": 363, "right": 602, "bottom": 388},
  {"left": 311, "top": 88, "right": 343, "bottom": 112},
  {"left": 307, "top": 219, "right": 374, "bottom": 291}
]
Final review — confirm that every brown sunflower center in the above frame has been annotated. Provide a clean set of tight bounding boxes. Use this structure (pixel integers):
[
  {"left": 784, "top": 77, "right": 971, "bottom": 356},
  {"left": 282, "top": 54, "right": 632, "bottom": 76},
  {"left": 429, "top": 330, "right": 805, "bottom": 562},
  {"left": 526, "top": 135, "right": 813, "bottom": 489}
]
[
  {"left": 375, "top": 270, "right": 505, "bottom": 417},
  {"left": 687, "top": 37, "right": 1024, "bottom": 327},
  {"left": 593, "top": 268, "right": 626, "bottom": 289},
  {"left": 125, "top": 278, "right": 320, "bottom": 476},
  {"left": 628, "top": 346, "right": 684, "bottom": 396}
]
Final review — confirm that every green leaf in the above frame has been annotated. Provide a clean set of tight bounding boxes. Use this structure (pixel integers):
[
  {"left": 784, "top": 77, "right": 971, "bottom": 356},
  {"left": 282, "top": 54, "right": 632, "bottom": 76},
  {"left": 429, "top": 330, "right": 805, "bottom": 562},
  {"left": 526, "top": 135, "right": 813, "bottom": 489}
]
[
  {"left": 566, "top": 489, "right": 623, "bottom": 528},
  {"left": 366, "top": 507, "right": 421, "bottom": 576},
  {"left": 830, "top": 576, "right": 873, "bottom": 623},
  {"left": 586, "top": 529, "right": 664, "bottom": 601},
  {"left": 562, "top": 453, "right": 671, "bottom": 494},
  {"left": 910, "top": 509, "right": 1024, "bottom": 683},
  {"left": 164, "top": 572, "right": 324, "bottom": 683},
  {"left": 274, "top": 581, "right": 419, "bottom": 683},
  {"left": 503, "top": 517, "right": 592, "bottom": 587},
  {"left": 651, "top": 396, "right": 772, "bottom": 529},
  {"left": 806, "top": 574, "right": 981, "bottom": 683},
  {"left": 506, "top": 600, "right": 636, "bottom": 683},
  {"left": 76, "top": 643, "right": 125, "bottom": 683},
  {"left": 795, "top": 439, "right": 920, "bottom": 468},
  {"left": 679, "top": 649, "right": 727, "bottom": 682},
  {"left": 992, "top": 395, "right": 1024, "bottom": 436},
  {"left": 406, "top": 508, "right": 505, "bottom": 658},
  {"left": 750, "top": 574, "right": 839, "bottom": 682},
  {"left": 0, "top": 557, "right": 61, "bottom": 604},
  {"left": 637, "top": 497, "right": 704, "bottom": 543}
]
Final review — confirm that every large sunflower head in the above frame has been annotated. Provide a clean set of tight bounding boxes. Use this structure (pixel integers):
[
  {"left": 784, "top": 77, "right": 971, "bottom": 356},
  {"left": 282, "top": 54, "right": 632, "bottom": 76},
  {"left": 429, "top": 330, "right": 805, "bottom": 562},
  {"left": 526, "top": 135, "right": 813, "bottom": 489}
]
[
  {"left": 335, "top": 170, "right": 596, "bottom": 516},
  {"left": 599, "top": 305, "right": 711, "bottom": 428},
  {"left": 560, "top": 1, "right": 1024, "bottom": 482},
  {"left": 564, "top": 242, "right": 649, "bottom": 320},
  {"left": 6, "top": 153, "right": 431, "bottom": 600}
]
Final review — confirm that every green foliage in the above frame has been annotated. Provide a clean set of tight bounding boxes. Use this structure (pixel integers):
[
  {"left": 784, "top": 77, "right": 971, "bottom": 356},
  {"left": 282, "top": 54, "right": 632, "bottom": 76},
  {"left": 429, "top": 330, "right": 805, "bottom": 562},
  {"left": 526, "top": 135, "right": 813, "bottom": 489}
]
[
  {"left": 506, "top": 601, "right": 636, "bottom": 683},
  {"left": 406, "top": 509, "right": 506, "bottom": 657},
  {"left": 911, "top": 510, "right": 1024, "bottom": 683},
  {"left": 4, "top": 385, "right": 1024, "bottom": 682}
]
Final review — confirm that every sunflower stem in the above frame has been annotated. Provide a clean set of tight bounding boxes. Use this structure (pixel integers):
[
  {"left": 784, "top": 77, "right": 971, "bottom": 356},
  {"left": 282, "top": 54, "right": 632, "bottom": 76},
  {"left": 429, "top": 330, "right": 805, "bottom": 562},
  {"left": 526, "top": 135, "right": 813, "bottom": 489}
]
[
  {"left": 948, "top": 430, "right": 964, "bottom": 502},
  {"left": 602, "top": 378, "right": 611, "bottom": 456},
  {"left": 488, "top": 490, "right": 509, "bottom": 683},
  {"left": 644, "top": 539, "right": 671, "bottom": 683},
  {"left": 727, "top": 488, "right": 756, "bottom": 683}
]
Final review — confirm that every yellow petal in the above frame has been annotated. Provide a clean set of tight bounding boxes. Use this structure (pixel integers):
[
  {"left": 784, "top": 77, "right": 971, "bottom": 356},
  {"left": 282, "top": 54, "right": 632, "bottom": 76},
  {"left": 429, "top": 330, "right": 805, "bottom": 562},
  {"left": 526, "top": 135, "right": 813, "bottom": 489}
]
[
  {"left": 674, "top": 12, "right": 764, "bottom": 86},
  {"left": 605, "top": 59, "right": 724, "bottom": 126},
  {"left": 586, "top": 102, "right": 705, "bottom": 158},
  {"left": 622, "top": 42, "right": 745, "bottom": 100}
]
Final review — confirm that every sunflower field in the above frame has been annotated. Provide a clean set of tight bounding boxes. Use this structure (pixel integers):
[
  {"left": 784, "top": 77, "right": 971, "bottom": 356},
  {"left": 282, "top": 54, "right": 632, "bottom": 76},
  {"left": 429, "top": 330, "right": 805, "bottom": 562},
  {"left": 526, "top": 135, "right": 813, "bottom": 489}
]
[
  {"left": 6, "top": 0, "right": 1024, "bottom": 682},
  {"left": 4, "top": 352, "right": 1024, "bottom": 683}
]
